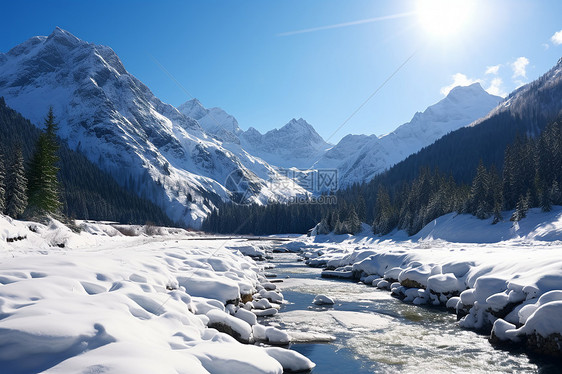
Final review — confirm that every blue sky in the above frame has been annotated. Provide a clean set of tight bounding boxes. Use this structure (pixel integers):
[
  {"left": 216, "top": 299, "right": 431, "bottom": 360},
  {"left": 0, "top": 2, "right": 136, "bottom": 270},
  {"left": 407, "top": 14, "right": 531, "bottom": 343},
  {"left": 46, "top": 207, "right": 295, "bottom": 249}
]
[{"left": 1, "top": 0, "right": 561, "bottom": 143}]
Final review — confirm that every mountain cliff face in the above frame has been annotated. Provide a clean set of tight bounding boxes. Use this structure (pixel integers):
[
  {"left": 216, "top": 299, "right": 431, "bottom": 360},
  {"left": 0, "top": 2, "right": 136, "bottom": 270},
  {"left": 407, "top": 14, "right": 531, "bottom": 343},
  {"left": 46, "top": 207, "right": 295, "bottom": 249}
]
[
  {"left": 313, "top": 83, "right": 503, "bottom": 186},
  {"left": 178, "top": 99, "right": 331, "bottom": 170},
  {"left": 0, "top": 28, "right": 306, "bottom": 227}
]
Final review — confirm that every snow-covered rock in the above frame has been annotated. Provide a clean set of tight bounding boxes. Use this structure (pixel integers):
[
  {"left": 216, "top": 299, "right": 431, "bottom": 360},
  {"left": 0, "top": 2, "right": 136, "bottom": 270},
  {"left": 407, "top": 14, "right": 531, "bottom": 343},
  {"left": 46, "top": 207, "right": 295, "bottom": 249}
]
[
  {"left": 206, "top": 309, "right": 253, "bottom": 343},
  {"left": 234, "top": 307, "right": 258, "bottom": 326},
  {"left": 252, "top": 324, "right": 290, "bottom": 344},
  {"left": 312, "top": 294, "right": 335, "bottom": 305},
  {"left": 265, "top": 347, "right": 316, "bottom": 372}
]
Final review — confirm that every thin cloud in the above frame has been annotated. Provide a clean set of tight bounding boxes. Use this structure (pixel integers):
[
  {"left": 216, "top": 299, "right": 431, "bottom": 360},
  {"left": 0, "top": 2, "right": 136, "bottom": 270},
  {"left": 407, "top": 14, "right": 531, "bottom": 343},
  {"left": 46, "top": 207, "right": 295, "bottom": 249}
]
[
  {"left": 440, "top": 73, "right": 480, "bottom": 95},
  {"left": 542, "top": 43, "right": 550, "bottom": 50},
  {"left": 277, "top": 12, "right": 414, "bottom": 37},
  {"left": 511, "top": 57, "right": 529, "bottom": 79},
  {"left": 551, "top": 30, "right": 562, "bottom": 45},
  {"left": 485, "top": 64, "right": 501, "bottom": 75},
  {"left": 486, "top": 77, "right": 506, "bottom": 97}
]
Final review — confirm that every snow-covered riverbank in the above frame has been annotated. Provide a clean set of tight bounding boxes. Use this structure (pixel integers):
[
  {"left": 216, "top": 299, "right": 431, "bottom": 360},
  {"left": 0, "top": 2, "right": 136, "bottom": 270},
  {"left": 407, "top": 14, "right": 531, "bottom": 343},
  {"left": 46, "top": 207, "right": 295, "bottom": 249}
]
[
  {"left": 292, "top": 207, "right": 562, "bottom": 358},
  {"left": 0, "top": 216, "right": 314, "bottom": 373}
]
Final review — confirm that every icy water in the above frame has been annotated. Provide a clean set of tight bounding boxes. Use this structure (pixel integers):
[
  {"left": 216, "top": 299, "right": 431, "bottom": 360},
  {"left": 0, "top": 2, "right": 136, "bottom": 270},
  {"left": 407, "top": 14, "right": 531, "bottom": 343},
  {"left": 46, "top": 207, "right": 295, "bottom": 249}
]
[{"left": 267, "top": 252, "right": 559, "bottom": 374}]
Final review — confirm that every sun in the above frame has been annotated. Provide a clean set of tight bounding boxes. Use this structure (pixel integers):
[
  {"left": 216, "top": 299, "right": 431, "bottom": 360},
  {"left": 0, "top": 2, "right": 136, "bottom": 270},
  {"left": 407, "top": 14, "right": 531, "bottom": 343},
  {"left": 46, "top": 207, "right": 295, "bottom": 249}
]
[{"left": 417, "top": 0, "right": 474, "bottom": 39}]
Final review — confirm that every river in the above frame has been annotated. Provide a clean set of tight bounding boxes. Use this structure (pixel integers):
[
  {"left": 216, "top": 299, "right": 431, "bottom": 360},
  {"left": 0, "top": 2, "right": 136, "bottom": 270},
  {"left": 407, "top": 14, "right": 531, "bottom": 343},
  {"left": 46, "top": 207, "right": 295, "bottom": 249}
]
[{"left": 265, "top": 252, "right": 558, "bottom": 373}]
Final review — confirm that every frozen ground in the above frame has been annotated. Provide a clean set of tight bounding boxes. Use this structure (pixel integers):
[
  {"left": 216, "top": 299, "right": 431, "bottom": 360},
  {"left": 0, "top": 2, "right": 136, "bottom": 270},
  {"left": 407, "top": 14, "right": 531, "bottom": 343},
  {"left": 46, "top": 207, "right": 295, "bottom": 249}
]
[
  {"left": 296, "top": 207, "right": 562, "bottom": 357},
  {"left": 0, "top": 215, "right": 314, "bottom": 374}
]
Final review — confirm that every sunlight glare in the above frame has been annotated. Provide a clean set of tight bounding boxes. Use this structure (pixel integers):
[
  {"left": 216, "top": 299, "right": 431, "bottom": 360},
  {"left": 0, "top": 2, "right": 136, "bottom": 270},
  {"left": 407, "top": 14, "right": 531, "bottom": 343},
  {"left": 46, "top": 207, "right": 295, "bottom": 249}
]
[{"left": 417, "top": 0, "right": 474, "bottom": 38}]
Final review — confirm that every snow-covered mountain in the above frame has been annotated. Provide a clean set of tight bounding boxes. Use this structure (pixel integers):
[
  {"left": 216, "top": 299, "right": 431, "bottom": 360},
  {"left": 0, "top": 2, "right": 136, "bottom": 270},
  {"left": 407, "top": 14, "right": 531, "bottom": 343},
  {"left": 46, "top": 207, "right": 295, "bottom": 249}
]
[
  {"left": 0, "top": 28, "right": 306, "bottom": 227},
  {"left": 239, "top": 118, "right": 331, "bottom": 169},
  {"left": 313, "top": 83, "right": 503, "bottom": 186},
  {"left": 178, "top": 100, "right": 331, "bottom": 170},
  {"left": 179, "top": 84, "right": 501, "bottom": 188},
  {"left": 178, "top": 99, "right": 243, "bottom": 144}
]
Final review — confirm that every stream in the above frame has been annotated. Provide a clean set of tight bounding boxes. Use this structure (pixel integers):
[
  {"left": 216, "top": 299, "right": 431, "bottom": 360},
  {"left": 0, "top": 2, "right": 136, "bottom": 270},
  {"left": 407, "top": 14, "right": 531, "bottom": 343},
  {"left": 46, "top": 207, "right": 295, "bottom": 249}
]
[{"left": 265, "top": 252, "right": 558, "bottom": 373}]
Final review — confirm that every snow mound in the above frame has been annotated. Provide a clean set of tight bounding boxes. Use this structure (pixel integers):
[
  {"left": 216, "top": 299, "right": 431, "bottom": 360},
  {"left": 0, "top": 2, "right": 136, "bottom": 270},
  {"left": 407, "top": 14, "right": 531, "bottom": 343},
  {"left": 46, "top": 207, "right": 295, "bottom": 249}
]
[{"left": 313, "top": 294, "right": 335, "bottom": 305}]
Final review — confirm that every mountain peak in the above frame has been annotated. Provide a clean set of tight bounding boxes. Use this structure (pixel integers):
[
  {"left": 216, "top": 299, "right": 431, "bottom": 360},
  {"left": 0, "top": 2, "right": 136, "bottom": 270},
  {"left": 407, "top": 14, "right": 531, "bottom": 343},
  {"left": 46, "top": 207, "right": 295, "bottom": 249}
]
[
  {"left": 285, "top": 117, "right": 311, "bottom": 129},
  {"left": 447, "top": 82, "right": 485, "bottom": 98},
  {"left": 178, "top": 99, "right": 207, "bottom": 121},
  {"left": 46, "top": 27, "right": 81, "bottom": 47}
]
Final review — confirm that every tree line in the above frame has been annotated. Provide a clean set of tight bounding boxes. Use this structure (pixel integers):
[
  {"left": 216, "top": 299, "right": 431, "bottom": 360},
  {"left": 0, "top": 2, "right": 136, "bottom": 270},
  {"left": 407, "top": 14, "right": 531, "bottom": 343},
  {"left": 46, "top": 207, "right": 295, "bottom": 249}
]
[
  {"left": 0, "top": 107, "right": 59, "bottom": 218},
  {"left": 0, "top": 98, "right": 174, "bottom": 226}
]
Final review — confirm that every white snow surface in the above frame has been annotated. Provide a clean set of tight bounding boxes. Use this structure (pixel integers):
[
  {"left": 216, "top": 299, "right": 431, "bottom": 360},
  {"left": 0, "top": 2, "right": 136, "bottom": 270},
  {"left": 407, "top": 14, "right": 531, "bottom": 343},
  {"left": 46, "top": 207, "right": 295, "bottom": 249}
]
[
  {"left": 0, "top": 215, "right": 313, "bottom": 373},
  {"left": 0, "top": 28, "right": 307, "bottom": 228}
]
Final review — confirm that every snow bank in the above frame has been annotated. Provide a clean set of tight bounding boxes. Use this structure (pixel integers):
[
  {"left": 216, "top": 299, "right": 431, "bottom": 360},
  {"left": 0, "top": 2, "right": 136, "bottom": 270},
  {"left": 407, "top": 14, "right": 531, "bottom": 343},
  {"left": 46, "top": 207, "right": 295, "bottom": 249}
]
[
  {"left": 265, "top": 347, "right": 316, "bottom": 372},
  {"left": 0, "top": 217, "right": 312, "bottom": 372},
  {"left": 296, "top": 209, "right": 562, "bottom": 357},
  {"left": 226, "top": 243, "right": 266, "bottom": 260}
]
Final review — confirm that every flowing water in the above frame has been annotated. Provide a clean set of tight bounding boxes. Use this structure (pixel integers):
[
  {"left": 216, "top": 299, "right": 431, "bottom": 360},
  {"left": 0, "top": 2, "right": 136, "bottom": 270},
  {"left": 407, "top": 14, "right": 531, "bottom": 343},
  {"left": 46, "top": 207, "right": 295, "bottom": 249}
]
[{"left": 266, "top": 252, "right": 559, "bottom": 373}]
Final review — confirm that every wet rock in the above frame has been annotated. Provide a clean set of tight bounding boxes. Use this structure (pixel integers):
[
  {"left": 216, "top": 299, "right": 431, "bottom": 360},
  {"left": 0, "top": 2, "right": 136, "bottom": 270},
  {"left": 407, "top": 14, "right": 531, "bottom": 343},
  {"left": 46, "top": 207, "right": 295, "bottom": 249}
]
[
  {"left": 400, "top": 278, "right": 425, "bottom": 289},
  {"left": 525, "top": 332, "right": 562, "bottom": 357}
]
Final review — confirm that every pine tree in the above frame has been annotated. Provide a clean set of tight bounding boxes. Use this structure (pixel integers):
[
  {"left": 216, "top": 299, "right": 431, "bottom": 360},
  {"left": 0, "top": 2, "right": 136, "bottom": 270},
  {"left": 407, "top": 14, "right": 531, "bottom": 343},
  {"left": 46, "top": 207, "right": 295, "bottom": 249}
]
[
  {"left": 511, "top": 193, "right": 529, "bottom": 222},
  {"left": 27, "top": 107, "right": 62, "bottom": 215},
  {"left": 372, "top": 186, "right": 396, "bottom": 235},
  {"left": 0, "top": 152, "right": 5, "bottom": 213},
  {"left": 492, "top": 202, "right": 503, "bottom": 225},
  {"left": 5, "top": 147, "right": 28, "bottom": 218},
  {"left": 540, "top": 185, "right": 552, "bottom": 212},
  {"left": 344, "top": 207, "right": 362, "bottom": 234},
  {"left": 550, "top": 180, "right": 562, "bottom": 206},
  {"left": 469, "top": 161, "right": 491, "bottom": 218}
]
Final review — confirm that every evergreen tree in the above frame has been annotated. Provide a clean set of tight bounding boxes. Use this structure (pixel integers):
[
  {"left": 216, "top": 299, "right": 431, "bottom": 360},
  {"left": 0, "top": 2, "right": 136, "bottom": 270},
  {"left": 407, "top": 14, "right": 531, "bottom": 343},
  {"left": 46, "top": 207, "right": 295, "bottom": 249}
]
[
  {"left": 550, "top": 180, "right": 562, "bottom": 206},
  {"left": 343, "top": 207, "right": 362, "bottom": 234},
  {"left": 511, "top": 193, "right": 529, "bottom": 222},
  {"left": 27, "top": 107, "right": 62, "bottom": 215},
  {"left": 492, "top": 202, "right": 503, "bottom": 225},
  {"left": 372, "top": 186, "right": 396, "bottom": 235},
  {"left": 540, "top": 186, "right": 552, "bottom": 212},
  {"left": 5, "top": 147, "right": 28, "bottom": 218},
  {"left": 0, "top": 152, "right": 5, "bottom": 213}
]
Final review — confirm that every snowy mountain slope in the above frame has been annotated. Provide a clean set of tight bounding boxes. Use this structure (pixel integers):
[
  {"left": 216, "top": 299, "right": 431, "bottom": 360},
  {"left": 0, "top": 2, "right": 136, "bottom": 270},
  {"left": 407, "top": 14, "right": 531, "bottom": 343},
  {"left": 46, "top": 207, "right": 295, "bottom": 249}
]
[
  {"left": 473, "top": 57, "right": 562, "bottom": 130},
  {"left": 0, "top": 28, "right": 306, "bottom": 227},
  {"left": 178, "top": 100, "right": 331, "bottom": 170},
  {"left": 314, "top": 83, "right": 503, "bottom": 186}
]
